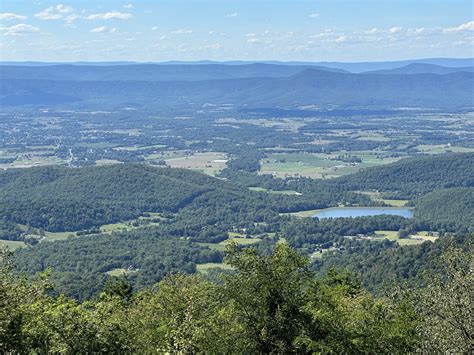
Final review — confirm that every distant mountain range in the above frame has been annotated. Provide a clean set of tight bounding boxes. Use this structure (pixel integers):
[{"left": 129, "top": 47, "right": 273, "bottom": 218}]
[
  {"left": 1, "top": 65, "right": 472, "bottom": 109},
  {"left": 2, "top": 57, "right": 473, "bottom": 72},
  {"left": 0, "top": 63, "right": 347, "bottom": 82},
  {"left": 365, "top": 63, "right": 474, "bottom": 75}
]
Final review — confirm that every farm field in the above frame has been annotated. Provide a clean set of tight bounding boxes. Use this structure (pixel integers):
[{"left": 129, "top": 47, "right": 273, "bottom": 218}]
[
  {"left": 358, "top": 191, "right": 409, "bottom": 207},
  {"left": 44, "top": 231, "right": 76, "bottom": 241},
  {"left": 259, "top": 152, "right": 401, "bottom": 179},
  {"left": 197, "top": 234, "right": 261, "bottom": 251},
  {"left": 415, "top": 144, "right": 474, "bottom": 154},
  {"left": 249, "top": 187, "right": 301, "bottom": 195},
  {"left": 0, "top": 239, "right": 27, "bottom": 250},
  {"left": 374, "top": 230, "right": 438, "bottom": 246},
  {"left": 196, "top": 262, "right": 234, "bottom": 274},
  {"left": 164, "top": 152, "right": 228, "bottom": 176}
]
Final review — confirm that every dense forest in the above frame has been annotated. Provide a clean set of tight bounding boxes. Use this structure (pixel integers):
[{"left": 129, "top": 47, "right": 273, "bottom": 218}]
[
  {"left": 414, "top": 187, "right": 474, "bottom": 228},
  {"left": 1, "top": 153, "right": 472, "bottom": 300},
  {"left": 333, "top": 153, "right": 474, "bottom": 198},
  {"left": 1, "top": 243, "right": 471, "bottom": 353}
]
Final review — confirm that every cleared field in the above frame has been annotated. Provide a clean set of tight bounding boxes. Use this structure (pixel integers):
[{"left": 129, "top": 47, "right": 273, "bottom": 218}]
[
  {"left": 196, "top": 262, "right": 234, "bottom": 274},
  {"left": 0, "top": 155, "right": 66, "bottom": 169},
  {"left": 249, "top": 187, "right": 301, "bottom": 195},
  {"left": 114, "top": 144, "right": 167, "bottom": 152},
  {"left": 105, "top": 268, "right": 138, "bottom": 276},
  {"left": 374, "top": 230, "right": 438, "bottom": 246},
  {"left": 358, "top": 191, "right": 408, "bottom": 207},
  {"left": 44, "top": 231, "right": 76, "bottom": 241},
  {"left": 164, "top": 152, "right": 228, "bottom": 176},
  {"left": 259, "top": 152, "right": 401, "bottom": 179},
  {"left": 416, "top": 144, "right": 474, "bottom": 154},
  {"left": 197, "top": 234, "right": 261, "bottom": 251},
  {"left": 0, "top": 239, "right": 27, "bottom": 250},
  {"left": 259, "top": 153, "right": 341, "bottom": 179}
]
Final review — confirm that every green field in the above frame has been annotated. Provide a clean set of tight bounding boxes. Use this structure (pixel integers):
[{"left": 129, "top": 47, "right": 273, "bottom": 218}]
[
  {"left": 105, "top": 268, "right": 138, "bottom": 276},
  {"left": 196, "top": 262, "right": 234, "bottom": 274},
  {"left": 259, "top": 152, "right": 401, "bottom": 179},
  {"left": 358, "top": 191, "right": 408, "bottom": 207},
  {"left": 374, "top": 230, "right": 438, "bottom": 246},
  {"left": 44, "top": 231, "right": 76, "bottom": 241},
  {"left": 249, "top": 187, "right": 301, "bottom": 195},
  {"left": 197, "top": 234, "right": 261, "bottom": 251},
  {"left": 0, "top": 239, "right": 27, "bottom": 250},
  {"left": 164, "top": 152, "right": 228, "bottom": 176},
  {"left": 416, "top": 144, "right": 474, "bottom": 154}
]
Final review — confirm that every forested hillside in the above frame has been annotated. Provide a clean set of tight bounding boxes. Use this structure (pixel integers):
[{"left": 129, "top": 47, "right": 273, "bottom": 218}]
[
  {"left": 334, "top": 153, "right": 474, "bottom": 198},
  {"left": 2, "top": 69, "right": 472, "bottom": 108},
  {"left": 3, "top": 153, "right": 473, "bottom": 300},
  {"left": 14, "top": 228, "right": 221, "bottom": 300},
  {"left": 0, "top": 164, "right": 219, "bottom": 231},
  {"left": 414, "top": 188, "right": 474, "bottom": 228}
]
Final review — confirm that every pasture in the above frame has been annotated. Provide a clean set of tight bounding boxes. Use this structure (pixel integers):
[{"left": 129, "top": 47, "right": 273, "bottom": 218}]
[
  {"left": 196, "top": 262, "right": 234, "bottom": 274},
  {"left": 374, "top": 230, "right": 438, "bottom": 246},
  {"left": 164, "top": 152, "right": 228, "bottom": 176},
  {"left": 259, "top": 152, "right": 401, "bottom": 179},
  {"left": 0, "top": 239, "right": 27, "bottom": 250},
  {"left": 249, "top": 187, "right": 301, "bottom": 195}
]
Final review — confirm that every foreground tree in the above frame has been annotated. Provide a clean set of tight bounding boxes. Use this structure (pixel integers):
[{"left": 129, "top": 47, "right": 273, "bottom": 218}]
[
  {"left": 0, "top": 244, "right": 429, "bottom": 353},
  {"left": 413, "top": 246, "right": 473, "bottom": 353}
]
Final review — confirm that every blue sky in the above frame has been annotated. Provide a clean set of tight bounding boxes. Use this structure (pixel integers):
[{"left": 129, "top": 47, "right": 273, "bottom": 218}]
[{"left": 1, "top": 0, "right": 473, "bottom": 62}]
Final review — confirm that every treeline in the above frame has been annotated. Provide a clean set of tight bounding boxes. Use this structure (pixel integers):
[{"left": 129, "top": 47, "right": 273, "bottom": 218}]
[
  {"left": 2, "top": 243, "right": 471, "bottom": 353},
  {"left": 333, "top": 153, "right": 474, "bottom": 199}
]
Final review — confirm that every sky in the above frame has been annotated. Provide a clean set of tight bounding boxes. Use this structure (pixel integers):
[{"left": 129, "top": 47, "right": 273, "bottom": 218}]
[{"left": 0, "top": 0, "right": 473, "bottom": 62}]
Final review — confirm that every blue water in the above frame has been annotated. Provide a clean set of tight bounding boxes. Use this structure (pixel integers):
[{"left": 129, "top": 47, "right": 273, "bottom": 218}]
[{"left": 313, "top": 207, "right": 413, "bottom": 219}]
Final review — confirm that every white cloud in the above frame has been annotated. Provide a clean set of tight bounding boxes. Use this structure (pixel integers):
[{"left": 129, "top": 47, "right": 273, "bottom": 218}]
[
  {"left": 86, "top": 12, "right": 132, "bottom": 20},
  {"left": 64, "top": 14, "right": 80, "bottom": 23},
  {"left": 389, "top": 26, "right": 402, "bottom": 34},
  {"left": 90, "top": 26, "right": 108, "bottom": 33},
  {"left": 35, "top": 4, "right": 74, "bottom": 20},
  {"left": 247, "top": 37, "right": 262, "bottom": 44},
  {"left": 171, "top": 28, "right": 193, "bottom": 34},
  {"left": 2, "top": 23, "right": 40, "bottom": 36},
  {"left": 443, "top": 21, "right": 474, "bottom": 33},
  {"left": 334, "top": 35, "right": 347, "bottom": 43},
  {"left": 364, "top": 28, "right": 378, "bottom": 34},
  {"left": 151, "top": 26, "right": 158, "bottom": 30},
  {"left": 208, "top": 30, "right": 215, "bottom": 35},
  {"left": 123, "top": 4, "right": 134, "bottom": 9},
  {"left": 56, "top": 4, "right": 74, "bottom": 13},
  {"left": 309, "top": 13, "right": 319, "bottom": 18},
  {"left": 0, "top": 13, "right": 27, "bottom": 21},
  {"left": 226, "top": 13, "right": 238, "bottom": 17}
]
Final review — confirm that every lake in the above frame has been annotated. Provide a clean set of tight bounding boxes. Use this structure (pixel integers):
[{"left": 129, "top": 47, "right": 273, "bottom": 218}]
[{"left": 312, "top": 207, "right": 413, "bottom": 219}]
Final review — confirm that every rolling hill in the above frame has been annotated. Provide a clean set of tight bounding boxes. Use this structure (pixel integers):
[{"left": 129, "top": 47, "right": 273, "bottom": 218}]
[{"left": 1, "top": 67, "right": 473, "bottom": 108}]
